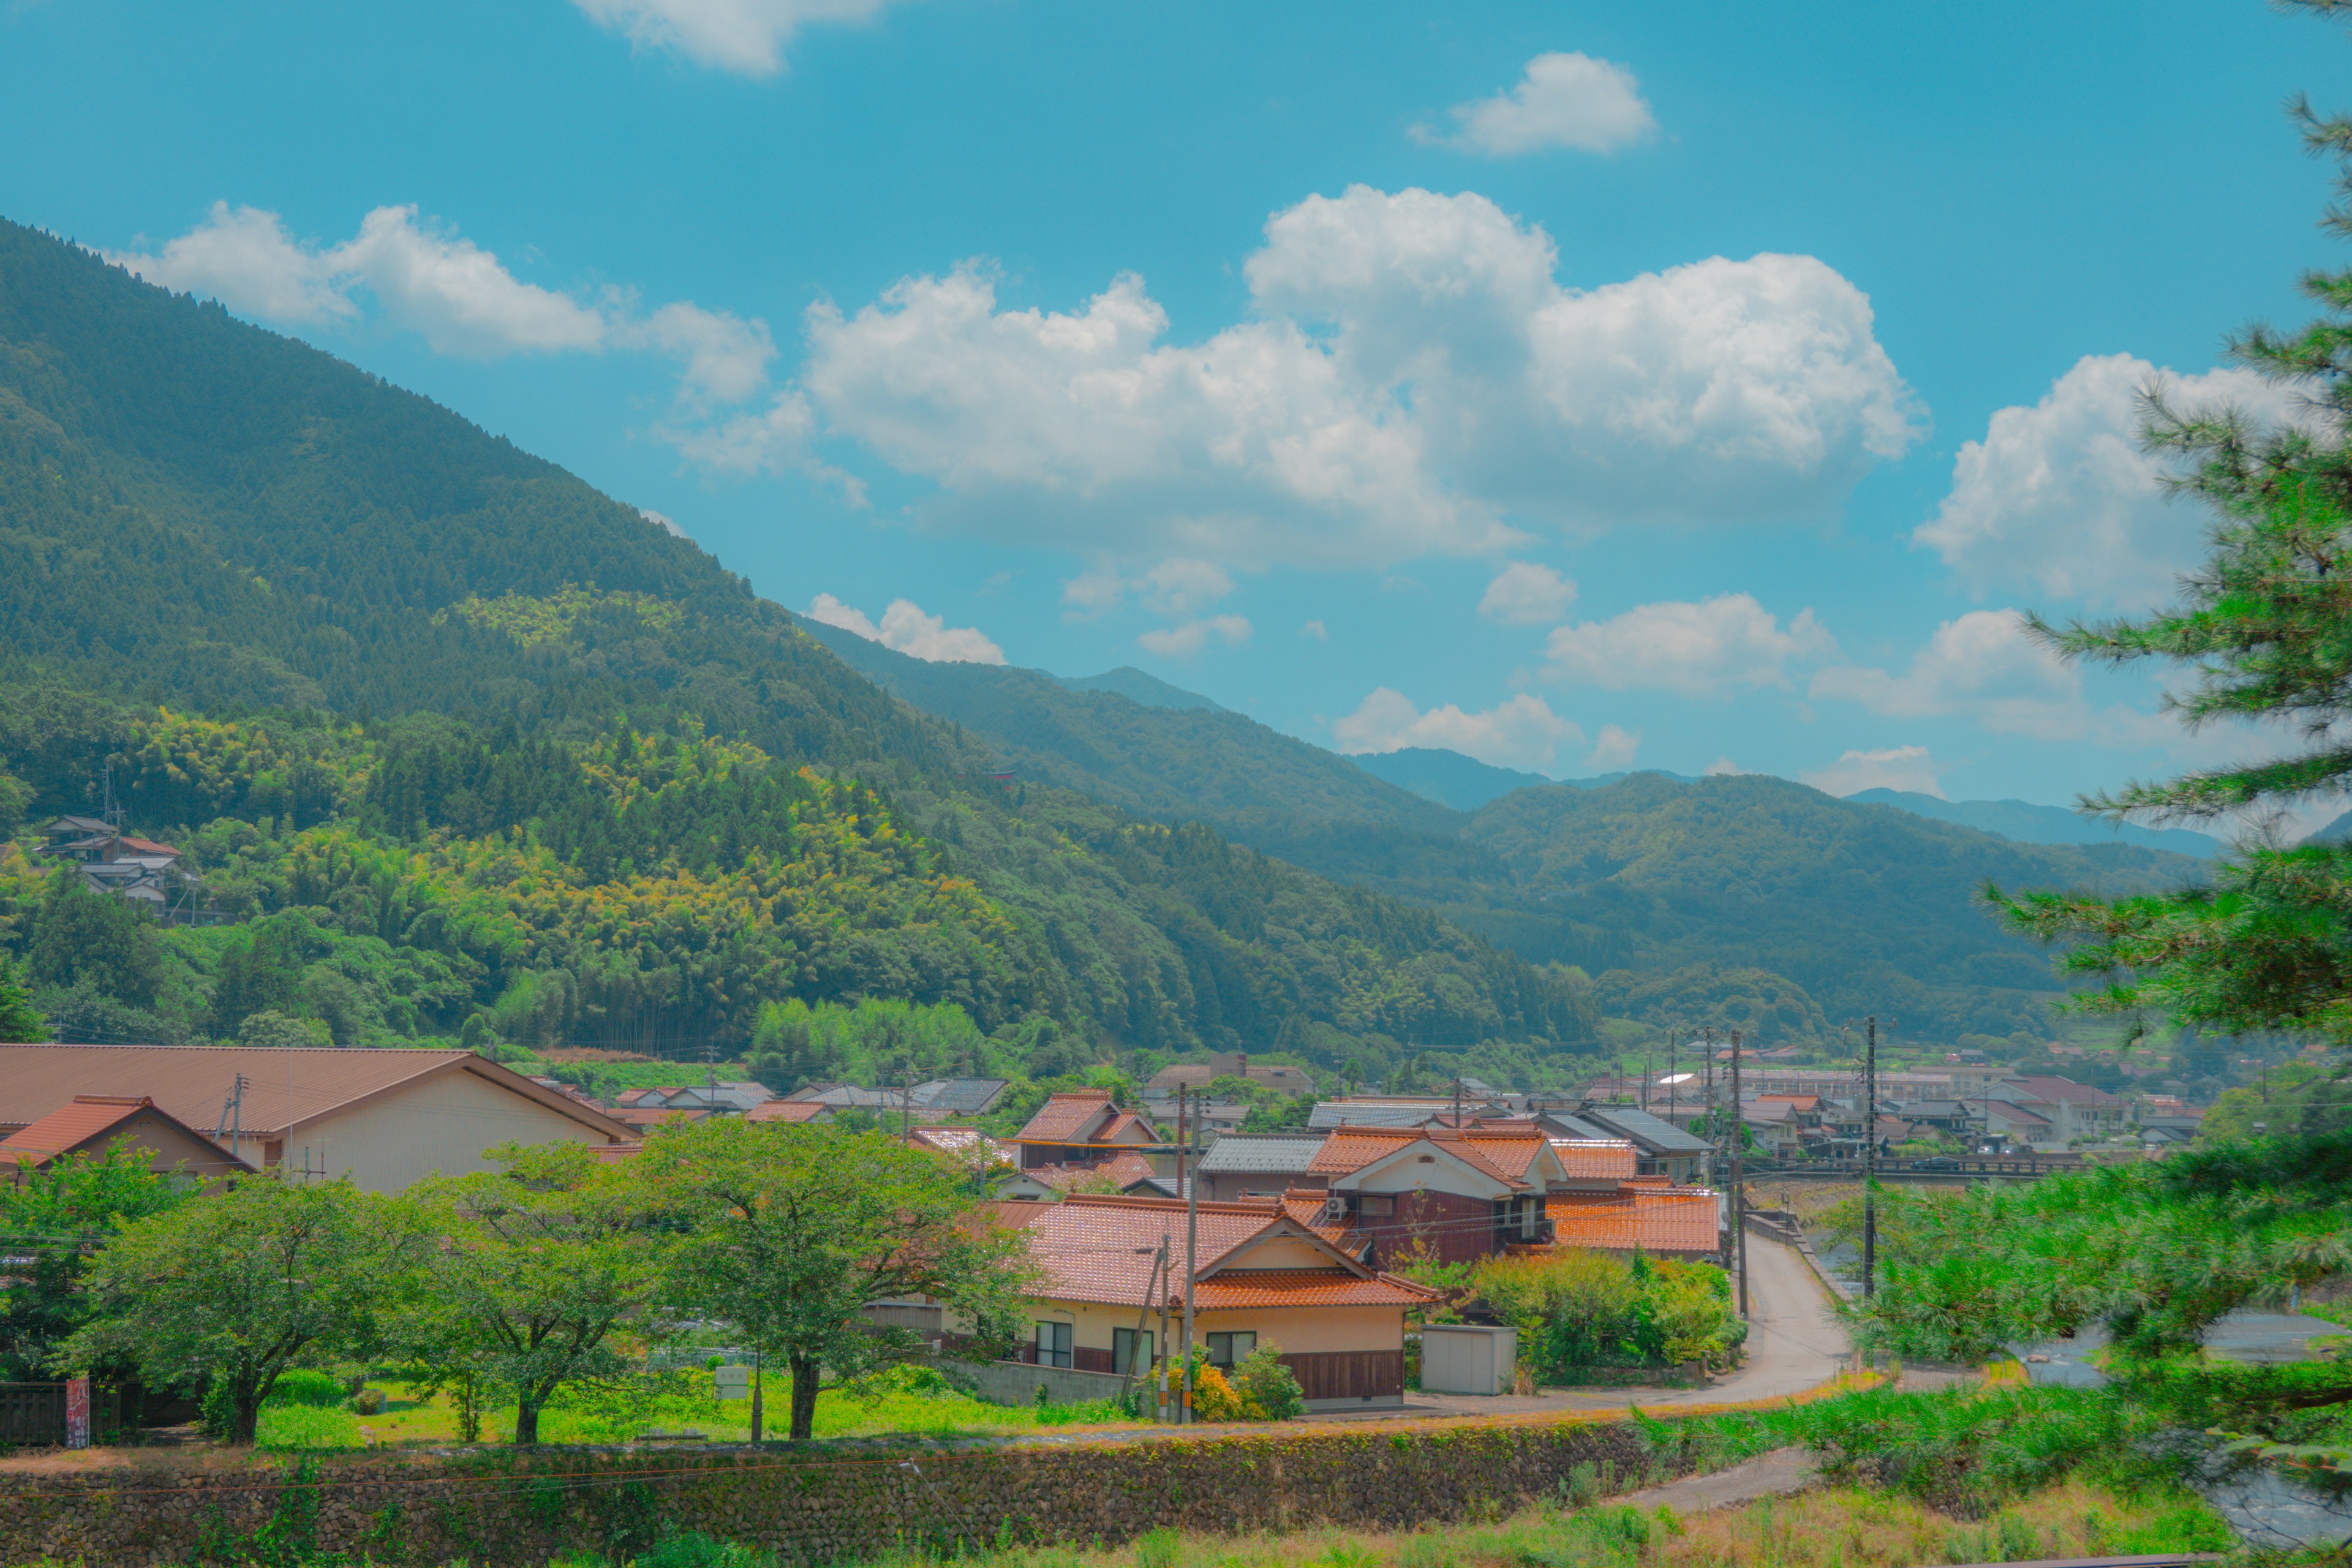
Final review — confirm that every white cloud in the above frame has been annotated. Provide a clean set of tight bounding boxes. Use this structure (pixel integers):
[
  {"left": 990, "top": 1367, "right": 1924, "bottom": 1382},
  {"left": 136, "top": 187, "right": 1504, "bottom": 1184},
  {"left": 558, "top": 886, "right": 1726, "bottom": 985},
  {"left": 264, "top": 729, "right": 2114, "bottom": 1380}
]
[
  {"left": 1300, "top": 619, "right": 1329, "bottom": 641},
  {"left": 1333, "top": 688, "right": 1580, "bottom": 773},
  {"left": 107, "top": 203, "right": 353, "bottom": 324},
  {"left": 1801, "top": 745, "right": 1942, "bottom": 798},
  {"left": 1808, "top": 608, "right": 2169, "bottom": 745},
  {"left": 1478, "top": 561, "right": 1577, "bottom": 625},
  {"left": 640, "top": 508, "right": 690, "bottom": 538},
  {"left": 753, "top": 186, "right": 1920, "bottom": 568},
  {"left": 1416, "top": 52, "right": 1657, "bottom": 156},
  {"left": 1916, "top": 353, "right": 2312, "bottom": 612},
  {"left": 1062, "top": 558, "right": 1234, "bottom": 620},
  {"left": 636, "top": 301, "right": 777, "bottom": 405},
  {"left": 570, "top": 0, "right": 896, "bottom": 76},
  {"left": 1542, "top": 593, "right": 1836, "bottom": 696},
  {"left": 333, "top": 206, "right": 606, "bottom": 356},
  {"left": 804, "top": 593, "right": 1005, "bottom": 664},
  {"left": 1585, "top": 724, "right": 1640, "bottom": 771},
  {"left": 1704, "top": 756, "right": 1743, "bottom": 776},
  {"left": 1137, "top": 615, "right": 1251, "bottom": 657},
  {"left": 113, "top": 203, "right": 608, "bottom": 359}
]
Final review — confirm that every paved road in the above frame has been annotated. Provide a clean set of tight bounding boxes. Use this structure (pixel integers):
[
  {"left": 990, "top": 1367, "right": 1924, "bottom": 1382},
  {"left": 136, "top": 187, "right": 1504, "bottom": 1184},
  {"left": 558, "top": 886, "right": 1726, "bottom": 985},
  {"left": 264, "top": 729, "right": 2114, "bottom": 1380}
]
[{"left": 1399, "top": 1233, "right": 1853, "bottom": 1420}]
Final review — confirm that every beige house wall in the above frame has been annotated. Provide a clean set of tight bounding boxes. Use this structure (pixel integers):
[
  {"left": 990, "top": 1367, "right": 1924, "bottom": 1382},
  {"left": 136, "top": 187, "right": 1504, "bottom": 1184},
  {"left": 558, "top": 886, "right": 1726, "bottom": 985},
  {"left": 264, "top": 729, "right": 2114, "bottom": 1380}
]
[
  {"left": 1025, "top": 1297, "right": 1403, "bottom": 1357},
  {"left": 293, "top": 1066, "right": 611, "bottom": 1191}
]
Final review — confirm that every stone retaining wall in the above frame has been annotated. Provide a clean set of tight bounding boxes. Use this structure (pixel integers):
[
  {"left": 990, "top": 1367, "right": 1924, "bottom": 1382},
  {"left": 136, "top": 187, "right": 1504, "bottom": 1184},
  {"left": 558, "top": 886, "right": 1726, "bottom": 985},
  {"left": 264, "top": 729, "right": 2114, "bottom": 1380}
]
[{"left": 0, "top": 1417, "right": 1671, "bottom": 1567}]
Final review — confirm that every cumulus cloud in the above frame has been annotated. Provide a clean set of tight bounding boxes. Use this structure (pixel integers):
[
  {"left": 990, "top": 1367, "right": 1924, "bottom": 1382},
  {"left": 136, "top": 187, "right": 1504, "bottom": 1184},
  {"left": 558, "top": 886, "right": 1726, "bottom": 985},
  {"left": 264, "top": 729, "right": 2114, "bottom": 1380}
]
[
  {"left": 570, "top": 0, "right": 897, "bottom": 76},
  {"left": 1704, "top": 756, "right": 1743, "bottom": 775},
  {"left": 1801, "top": 745, "right": 1942, "bottom": 798},
  {"left": 115, "top": 202, "right": 627, "bottom": 360},
  {"left": 731, "top": 186, "right": 1919, "bottom": 568},
  {"left": 1061, "top": 558, "right": 1234, "bottom": 621},
  {"left": 1479, "top": 561, "right": 1577, "bottom": 625},
  {"left": 641, "top": 508, "right": 690, "bottom": 538},
  {"left": 1332, "top": 688, "right": 1580, "bottom": 773},
  {"left": 1415, "top": 52, "right": 1657, "bottom": 156},
  {"left": 1809, "top": 608, "right": 2167, "bottom": 745},
  {"left": 633, "top": 301, "right": 777, "bottom": 405},
  {"left": 1138, "top": 615, "right": 1251, "bottom": 657},
  {"left": 1585, "top": 724, "right": 1640, "bottom": 771},
  {"left": 1542, "top": 593, "right": 1836, "bottom": 696},
  {"left": 106, "top": 203, "right": 354, "bottom": 324},
  {"left": 1916, "top": 353, "right": 2313, "bottom": 612},
  {"left": 1300, "top": 619, "right": 1329, "bottom": 641},
  {"left": 804, "top": 593, "right": 1006, "bottom": 664}
]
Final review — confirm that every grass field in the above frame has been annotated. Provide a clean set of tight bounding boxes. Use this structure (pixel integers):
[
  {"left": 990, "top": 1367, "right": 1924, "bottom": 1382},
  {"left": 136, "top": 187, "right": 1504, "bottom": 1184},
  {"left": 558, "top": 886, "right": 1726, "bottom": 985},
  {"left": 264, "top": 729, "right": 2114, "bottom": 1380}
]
[{"left": 254, "top": 1366, "right": 1135, "bottom": 1450}]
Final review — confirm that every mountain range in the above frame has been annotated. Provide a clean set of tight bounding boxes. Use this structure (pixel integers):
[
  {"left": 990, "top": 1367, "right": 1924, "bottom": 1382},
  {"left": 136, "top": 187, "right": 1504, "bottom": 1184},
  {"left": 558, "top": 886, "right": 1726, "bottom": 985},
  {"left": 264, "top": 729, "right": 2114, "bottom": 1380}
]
[{"left": 0, "top": 215, "right": 2211, "bottom": 1079}]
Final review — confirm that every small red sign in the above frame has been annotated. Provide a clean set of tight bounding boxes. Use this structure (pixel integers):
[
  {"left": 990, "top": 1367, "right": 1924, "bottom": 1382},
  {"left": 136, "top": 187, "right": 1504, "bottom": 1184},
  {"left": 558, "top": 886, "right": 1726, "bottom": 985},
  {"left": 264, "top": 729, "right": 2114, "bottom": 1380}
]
[{"left": 64, "top": 1378, "right": 89, "bottom": 1449}]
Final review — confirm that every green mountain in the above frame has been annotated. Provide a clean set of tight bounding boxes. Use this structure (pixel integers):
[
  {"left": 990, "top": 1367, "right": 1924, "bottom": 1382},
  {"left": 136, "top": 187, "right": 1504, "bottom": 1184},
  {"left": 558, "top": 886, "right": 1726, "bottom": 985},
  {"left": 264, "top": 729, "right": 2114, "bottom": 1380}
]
[
  {"left": 0, "top": 217, "right": 1591, "bottom": 1080},
  {"left": 1349, "top": 747, "right": 1557, "bottom": 812},
  {"left": 1054, "top": 666, "right": 1225, "bottom": 712},
  {"left": 1847, "top": 787, "right": 2221, "bottom": 859}
]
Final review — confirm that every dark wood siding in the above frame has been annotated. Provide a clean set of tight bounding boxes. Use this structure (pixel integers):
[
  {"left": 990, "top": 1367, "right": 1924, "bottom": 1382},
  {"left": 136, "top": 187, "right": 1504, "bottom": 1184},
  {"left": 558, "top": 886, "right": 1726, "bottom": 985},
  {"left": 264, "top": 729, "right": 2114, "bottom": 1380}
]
[
  {"left": 0, "top": 1384, "right": 63, "bottom": 1446},
  {"left": 1279, "top": 1351, "right": 1403, "bottom": 1402},
  {"left": 1072, "top": 1346, "right": 1115, "bottom": 1374}
]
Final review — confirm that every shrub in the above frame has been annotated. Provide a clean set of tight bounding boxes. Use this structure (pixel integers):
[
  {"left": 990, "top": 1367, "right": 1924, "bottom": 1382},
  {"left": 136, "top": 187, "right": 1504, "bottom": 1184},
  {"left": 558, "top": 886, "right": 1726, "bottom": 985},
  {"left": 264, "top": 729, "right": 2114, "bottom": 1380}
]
[
  {"left": 1189, "top": 1363, "right": 1244, "bottom": 1422},
  {"left": 1230, "top": 1344, "right": 1306, "bottom": 1420},
  {"left": 635, "top": 1532, "right": 766, "bottom": 1567},
  {"left": 265, "top": 1370, "right": 347, "bottom": 1408},
  {"left": 350, "top": 1388, "right": 385, "bottom": 1415}
]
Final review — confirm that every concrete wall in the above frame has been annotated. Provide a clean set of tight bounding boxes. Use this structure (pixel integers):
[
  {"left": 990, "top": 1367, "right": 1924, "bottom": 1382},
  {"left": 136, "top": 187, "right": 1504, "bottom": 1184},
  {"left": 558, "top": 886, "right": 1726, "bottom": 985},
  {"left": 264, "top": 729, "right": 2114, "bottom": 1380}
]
[{"left": 300, "top": 1065, "right": 608, "bottom": 1192}]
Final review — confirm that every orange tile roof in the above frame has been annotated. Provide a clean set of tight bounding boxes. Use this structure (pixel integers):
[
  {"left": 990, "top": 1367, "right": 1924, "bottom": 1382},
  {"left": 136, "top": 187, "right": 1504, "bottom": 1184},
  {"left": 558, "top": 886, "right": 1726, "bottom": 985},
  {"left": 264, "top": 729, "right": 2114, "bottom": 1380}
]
[
  {"left": 1542, "top": 1188, "right": 1720, "bottom": 1256},
  {"left": 1277, "top": 1188, "right": 1367, "bottom": 1253},
  {"left": 608, "top": 1106, "right": 703, "bottom": 1127},
  {"left": 1000, "top": 1193, "right": 1380, "bottom": 1307},
  {"left": 1453, "top": 1130, "right": 1551, "bottom": 1182},
  {"left": 1308, "top": 1126, "right": 1528, "bottom": 1187},
  {"left": 1014, "top": 1091, "right": 1115, "bottom": 1145},
  {"left": 0, "top": 1044, "right": 633, "bottom": 1142},
  {"left": 1021, "top": 1152, "right": 1160, "bottom": 1193},
  {"left": 1, "top": 1095, "right": 153, "bottom": 1160},
  {"left": 747, "top": 1099, "right": 830, "bottom": 1124},
  {"left": 1546, "top": 1139, "right": 1638, "bottom": 1182},
  {"left": 1193, "top": 1270, "right": 1439, "bottom": 1310},
  {"left": 1096, "top": 1110, "right": 1158, "bottom": 1143}
]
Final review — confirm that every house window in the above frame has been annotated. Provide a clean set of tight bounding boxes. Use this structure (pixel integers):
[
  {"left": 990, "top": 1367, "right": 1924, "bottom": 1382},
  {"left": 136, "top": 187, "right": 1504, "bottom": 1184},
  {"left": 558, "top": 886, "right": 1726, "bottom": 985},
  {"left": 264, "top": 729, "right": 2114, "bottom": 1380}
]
[
  {"left": 1112, "top": 1327, "right": 1153, "bottom": 1374},
  {"left": 1205, "top": 1332, "right": 1256, "bottom": 1368},
  {"left": 1035, "top": 1321, "right": 1072, "bottom": 1369},
  {"left": 1358, "top": 1194, "right": 1395, "bottom": 1218}
]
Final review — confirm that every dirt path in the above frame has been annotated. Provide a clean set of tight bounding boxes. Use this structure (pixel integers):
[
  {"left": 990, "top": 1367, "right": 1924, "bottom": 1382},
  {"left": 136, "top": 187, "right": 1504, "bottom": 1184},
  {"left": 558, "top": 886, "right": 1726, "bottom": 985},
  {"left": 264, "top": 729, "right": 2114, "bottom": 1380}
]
[{"left": 1613, "top": 1447, "right": 1815, "bottom": 1515}]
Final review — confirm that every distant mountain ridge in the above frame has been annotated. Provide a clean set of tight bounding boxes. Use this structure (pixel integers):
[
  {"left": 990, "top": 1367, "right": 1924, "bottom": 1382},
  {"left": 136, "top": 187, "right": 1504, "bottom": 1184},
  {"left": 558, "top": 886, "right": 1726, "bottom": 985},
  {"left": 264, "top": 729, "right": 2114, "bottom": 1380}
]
[
  {"left": 1847, "top": 788, "right": 2222, "bottom": 859},
  {"left": 1054, "top": 666, "right": 1225, "bottom": 712}
]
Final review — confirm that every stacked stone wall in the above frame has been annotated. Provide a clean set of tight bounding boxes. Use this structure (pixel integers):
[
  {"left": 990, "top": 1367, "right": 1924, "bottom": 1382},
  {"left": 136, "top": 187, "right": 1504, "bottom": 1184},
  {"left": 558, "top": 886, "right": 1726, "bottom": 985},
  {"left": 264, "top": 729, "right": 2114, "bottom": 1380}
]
[{"left": 0, "top": 1417, "right": 1670, "bottom": 1567}]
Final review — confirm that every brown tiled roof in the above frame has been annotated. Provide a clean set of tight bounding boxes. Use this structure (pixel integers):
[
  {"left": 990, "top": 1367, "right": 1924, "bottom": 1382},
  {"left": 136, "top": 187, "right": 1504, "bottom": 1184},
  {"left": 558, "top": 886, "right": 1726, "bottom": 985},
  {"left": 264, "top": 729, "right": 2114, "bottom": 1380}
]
[
  {"left": 1096, "top": 1110, "right": 1157, "bottom": 1143},
  {"left": 1307, "top": 1126, "right": 1526, "bottom": 1187},
  {"left": 1014, "top": 1091, "right": 1115, "bottom": 1145},
  {"left": 1278, "top": 1189, "right": 1368, "bottom": 1254},
  {"left": 1, "top": 1095, "right": 252, "bottom": 1172},
  {"left": 608, "top": 1106, "right": 703, "bottom": 1128},
  {"left": 1542, "top": 1188, "right": 1719, "bottom": 1256},
  {"left": 747, "top": 1099, "right": 830, "bottom": 1124},
  {"left": 1022, "top": 1152, "right": 1160, "bottom": 1193},
  {"left": 0, "top": 1044, "right": 635, "bottom": 1143},
  {"left": 907, "top": 1125, "right": 1011, "bottom": 1162},
  {"left": 1193, "top": 1270, "right": 1439, "bottom": 1310},
  {"left": 1000, "top": 1193, "right": 1378, "bottom": 1307},
  {"left": 1547, "top": 1139, "right": 1639, "bottom": 1182},
  {"left": 1453, "top": 1129, "right": 1550, "bottom": 1182}
]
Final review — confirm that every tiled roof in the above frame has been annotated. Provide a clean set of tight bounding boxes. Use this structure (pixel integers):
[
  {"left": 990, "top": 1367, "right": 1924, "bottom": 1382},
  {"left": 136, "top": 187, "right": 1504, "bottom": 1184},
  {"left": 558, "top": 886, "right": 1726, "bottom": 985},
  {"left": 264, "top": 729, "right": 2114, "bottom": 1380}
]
[
  {"left": 1015, "top": 1091, "right": 1115, "bottom": 1145},
  {"left": 0, "top": 1095, "right": 151, "bottom": 1159},
  {"left": 1278, "top": 1189, "right": 1363, "bottom": 1251},
  {"left": 1309, "top": 1126, "right": 1528, "bottom": 1187},
  {"left": 908, "top": 1077, "right": 1009, "bottom": 1114},
  {"left": 1001, "top": 1193, "right": 1381, "bottom": 1307},
  {"left": 1453, "top": 1130, "right": 1551, "bottom": 1182},
  {"left": 1756, "top": 1094, "right": 1821, "bottom": 1110},
  {"left": 1192, "top": 1270, "right": 1439, "bottom": 1310},
  {"left": 907, "top": 1125, "right": 1012, "bottom": 1162},
  {"left": 1022, "top": 1152, "right": 1160, "bottom": 1193},
  {"left": 1097, "top": 1110, "right": 1157, "bottom": 1143},
  {"left": 1997, "top": 1075, "right": 2122, "bottom": 1109},
  {"left": 1543, "top": 1188, "right": 1719, "bottom": 1256},
  {"left": 1547, "top": 1139, "right": 1640, "bottom": 1182},
  {"left": 747, "top": 1100, "right": 831, "bottom": 1124},
  {"left": 0, "top": 1044, "right": 632, "bottom": 1142},
  {"left": 1197, "top": 1134, "right": 1325, "bottom": 1175},
  {"left": 609, "top": 1106, "right": 703, "bottom": 1127},
  {"left": 1578, "top": 1105, "right": 1711, "bottom": 1155}
]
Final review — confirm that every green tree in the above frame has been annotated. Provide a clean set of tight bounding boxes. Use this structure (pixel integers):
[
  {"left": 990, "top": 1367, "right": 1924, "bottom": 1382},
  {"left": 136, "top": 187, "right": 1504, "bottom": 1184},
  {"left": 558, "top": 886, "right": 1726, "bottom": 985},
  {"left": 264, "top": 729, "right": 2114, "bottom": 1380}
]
[
  {"left": 0, "top": 955, "right": 45, "bottom": 1042},
  {"left": 394, "top": 1141, "right": 660, "bottom": 1444},
  {"left": 27, "top": 872, "right": 161, "bottom": 1008},
  {"left": 638, "top": 1119, "right": 1033, "bottom": 1441},
  {"left": 62, "top": 1175, "right": 396, "bottom": 1442},
  {"left": 0, "top": 1137, "right": 189, "bottom": 1379}
]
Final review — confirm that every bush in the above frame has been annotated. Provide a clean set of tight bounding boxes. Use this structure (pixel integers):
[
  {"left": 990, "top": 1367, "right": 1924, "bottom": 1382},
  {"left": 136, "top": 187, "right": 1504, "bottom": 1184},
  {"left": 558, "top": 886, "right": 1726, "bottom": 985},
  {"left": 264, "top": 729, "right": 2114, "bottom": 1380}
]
[
  {"left": 265, "top": 1370, "right": 347, "bottom": 1408},
  {"left": 1471, "top": 1250, "right": 1736, "bottom": 1380},
  {"left": 1189, "top": 1363, "right": 1244, "bottom": 1422},
  {"left": 1230, "top": 1344, "right": 1306, "bottom": 1420},
  {"left": 349, "top": 1387, "right": 385, "bottom": 1415},
  {"left": 634, "top": 1532, "right": 766, "bottom": 1567}
]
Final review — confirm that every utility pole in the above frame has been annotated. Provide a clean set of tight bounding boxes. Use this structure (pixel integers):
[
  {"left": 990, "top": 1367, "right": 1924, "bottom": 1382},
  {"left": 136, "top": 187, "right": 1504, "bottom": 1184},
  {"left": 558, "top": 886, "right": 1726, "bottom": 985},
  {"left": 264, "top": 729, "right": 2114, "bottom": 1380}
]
[
  {"left": 1451, "top": 1076, "right": 1463, "bottom": 1129},
  {"left": 1863, "top": 1016, "right": 1878, "bottom": 1300},
  {"left": 1642, "top": 1042, "right": 1652, "bottom": 1112},
  {"left": 1730, "top": 1030, "right": 1747, "bottom": 1319},
  {"left": 1182, "top": 1087, "right": 1199, "bottom": 1424},
  {"left": 1667, "top": 1031, "right": 1678, "bottom": 1128}
]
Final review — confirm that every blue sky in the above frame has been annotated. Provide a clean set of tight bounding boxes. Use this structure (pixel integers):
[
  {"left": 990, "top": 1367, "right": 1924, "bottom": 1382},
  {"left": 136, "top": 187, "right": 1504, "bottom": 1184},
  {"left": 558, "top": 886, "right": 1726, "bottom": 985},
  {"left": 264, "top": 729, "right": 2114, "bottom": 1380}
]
[{"left": 3, "top": 0, "right": 2339, "bottom": 808}]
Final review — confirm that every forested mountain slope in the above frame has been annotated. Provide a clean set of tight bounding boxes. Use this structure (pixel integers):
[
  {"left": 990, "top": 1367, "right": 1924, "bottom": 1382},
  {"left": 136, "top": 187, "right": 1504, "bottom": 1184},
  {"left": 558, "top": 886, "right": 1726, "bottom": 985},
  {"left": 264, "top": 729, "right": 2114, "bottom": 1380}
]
[{"left": 0, "top": 217, "right": 1589, "bottom": 1075}]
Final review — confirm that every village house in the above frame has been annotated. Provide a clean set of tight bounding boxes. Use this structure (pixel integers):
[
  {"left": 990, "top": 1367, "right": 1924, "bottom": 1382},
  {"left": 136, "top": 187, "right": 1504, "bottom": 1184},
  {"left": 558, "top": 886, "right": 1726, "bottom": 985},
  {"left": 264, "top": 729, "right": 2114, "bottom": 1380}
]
[
  {"left": 745, "top": 1099, "right": 832, "bottom": 1125},
  {"left": 1572, "top": 1105, "right": 1712, "bottom": 1184},
  {"left": 37, "top": 814, "right": 209, "bottom": 920},
  {"left": 1145, "top": 1052, "right": 1316, "bottom": 1097},
  {"left": 2, "top": 1095, "right": 255, "bottom": 1188},
  {"left": 1983, "top": 1075, "right": 2127, "bottom": 1144},
  {"left": 1009, "top": 1089, "right": 1161, "bottom": 1170},
  {"left": 1194, "top": 1133, "right": 1327, "bottom": 1200},
  {"left": 1303, "top": 1123, "right": 1571, "bottom": 1267},
  {"left": 0, "top": 1044, "right": 635, "bottom": 1191},
  {"left": 996, "top": 1192, "right": 1439, "bottom": 1409}
]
